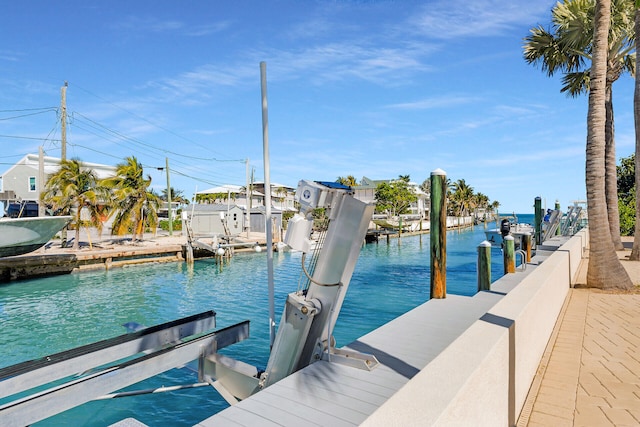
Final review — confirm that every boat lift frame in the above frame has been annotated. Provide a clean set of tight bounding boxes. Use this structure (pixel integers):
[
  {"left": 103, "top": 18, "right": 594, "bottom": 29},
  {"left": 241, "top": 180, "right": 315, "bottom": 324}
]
[{"left": 0, "top": 311, "right": 250, "bottom": 427}]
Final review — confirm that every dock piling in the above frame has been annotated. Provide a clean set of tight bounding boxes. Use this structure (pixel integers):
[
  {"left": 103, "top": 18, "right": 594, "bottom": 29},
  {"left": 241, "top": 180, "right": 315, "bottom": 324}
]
[
  {"left": 430, "top": 169, "right": 447, "bottom": 299},
  {"left": 477, "top": 240, "right": 491, "bottom": 292},
  {"left": 534, "top": 197, "right": 542, "bottom": 245},
  {"left": 503, "top": 235, "right": 516, "bottom": 274}
]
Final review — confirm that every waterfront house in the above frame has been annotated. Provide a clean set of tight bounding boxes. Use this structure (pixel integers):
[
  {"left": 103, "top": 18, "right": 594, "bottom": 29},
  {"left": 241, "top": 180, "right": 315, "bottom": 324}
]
[
  {"left": 354, "top": 176, "right": 429, "bottom": 219},
  {"left": 0, "top": 154, "right": 116, "bottom": 210}
]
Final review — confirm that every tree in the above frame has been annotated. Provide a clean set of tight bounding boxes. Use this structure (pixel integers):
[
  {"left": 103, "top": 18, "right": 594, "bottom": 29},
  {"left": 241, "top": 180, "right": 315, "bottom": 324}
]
[
  {"left": 420, "top": 178, "right": 431, "bottom": 195},
  {"left": 585, "top": 0, "right": 632, "bottom": 289},
  {"left": 449, "top": 179, "right": 475, "bottom": 217},
  {"left": 374, "top": 176, "right": 417, "bottom": 217},
  {"left": 616, "top": 154, "right": 635, "bottom": 235},
  {"left": 101, "top": 156, "right": 160, "bottom": 241},
  {"left": 161, "top": 187, "right": 189, "bottom": 205},
  {"left": 41, "top": 158, "right": 106, "bottom": 250},
  {"left": 631, "top": 1, "right": 640, "bottom": 260},
  {"left": 524, "top": 0, "right": 635, "bottom": 250},
  {"left": 336, "top": 175, "right": 358, "bottom": 186}
]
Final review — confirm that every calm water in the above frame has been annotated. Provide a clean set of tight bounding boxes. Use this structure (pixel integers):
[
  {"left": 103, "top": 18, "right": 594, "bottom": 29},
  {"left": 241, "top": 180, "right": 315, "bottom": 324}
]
[{"left": 0, "top": 219, "right": 526, "bottom": 426}]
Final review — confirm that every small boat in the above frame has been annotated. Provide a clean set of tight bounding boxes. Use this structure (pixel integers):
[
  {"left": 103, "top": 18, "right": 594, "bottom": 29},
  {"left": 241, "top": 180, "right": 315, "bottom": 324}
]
[
  {"left": 485, "top": 215, "right": 535, "bottom": 248},
  {"left": 0, "top": 216, "right": 72, "bottom": 257}
]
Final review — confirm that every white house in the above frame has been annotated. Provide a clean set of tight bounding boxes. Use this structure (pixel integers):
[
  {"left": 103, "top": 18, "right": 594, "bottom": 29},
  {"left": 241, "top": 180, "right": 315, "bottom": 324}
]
[{"left": 0, "top": 154, "right": 116, "bottom": 206}]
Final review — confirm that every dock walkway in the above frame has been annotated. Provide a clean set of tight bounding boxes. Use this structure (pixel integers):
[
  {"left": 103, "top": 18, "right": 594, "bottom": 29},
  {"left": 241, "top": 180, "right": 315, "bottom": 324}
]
[{"left": 519, "top": 240, "right": 640, "bottom": 426}]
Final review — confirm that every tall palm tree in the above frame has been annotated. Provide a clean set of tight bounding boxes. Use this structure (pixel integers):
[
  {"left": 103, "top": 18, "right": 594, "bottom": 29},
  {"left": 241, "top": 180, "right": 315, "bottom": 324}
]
[
  {"left": 450, "top": 179, "right": 475, "bottom": 217},
  {"left": 586, "top": 0, "right": 632, "bottom": 289},
  {"left": 41, "top": 158, "right": 106, "bottom": 249},
  {"left": 102, "top": 156, "right": 160, "bottom": 241},
  {"left": 523, "top": 0, "right": 635, "bottom": 250},
  {"left": 630, "top": 1, "right": 640, "bottom": 260}
]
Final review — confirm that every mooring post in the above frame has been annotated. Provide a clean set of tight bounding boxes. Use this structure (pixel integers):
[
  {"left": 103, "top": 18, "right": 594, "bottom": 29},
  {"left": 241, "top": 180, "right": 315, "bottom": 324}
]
[
  {"left": 555, "top": 200, "right": 561, "bottom": 235},
  {"left": 477, "top": 240, "right": 492, "bottom": 292},
  {"left": 430, "top": 168, "right": 447, "bottom": 299},
  {"left": 522, "top": 232, "right": 532, "bottom": 262},
  {"left": 503, "top": 235, "right": 516, "bottom": 274},
  {"left": 534, "top": 196, "right": 542, "bottom": 245}
]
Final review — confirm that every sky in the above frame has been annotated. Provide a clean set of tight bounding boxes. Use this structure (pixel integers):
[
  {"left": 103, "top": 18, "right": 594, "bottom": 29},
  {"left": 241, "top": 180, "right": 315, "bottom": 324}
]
[{"left": 0, "top": 0, "right": 636, "bottom": 213}]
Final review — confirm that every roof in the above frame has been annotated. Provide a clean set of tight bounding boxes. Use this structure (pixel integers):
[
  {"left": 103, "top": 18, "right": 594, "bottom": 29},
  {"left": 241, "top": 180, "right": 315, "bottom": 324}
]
[
  {"left": 1, "top": 154, "right": 117, "bottom": 180},
  {"left": 197, "top": 185, "right": 244, "bottom": 194}
]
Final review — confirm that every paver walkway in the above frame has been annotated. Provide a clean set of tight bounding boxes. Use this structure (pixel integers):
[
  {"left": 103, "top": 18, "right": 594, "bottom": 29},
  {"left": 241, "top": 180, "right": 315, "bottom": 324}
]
[{"left": 520, "top": 240, "right": 640, "bottom": 426}]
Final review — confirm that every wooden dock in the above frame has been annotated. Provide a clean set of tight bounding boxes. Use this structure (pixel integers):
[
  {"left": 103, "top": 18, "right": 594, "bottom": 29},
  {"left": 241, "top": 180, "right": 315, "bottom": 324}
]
[{"left": 0, "top": 244, "right": 185, "bottom": 282}]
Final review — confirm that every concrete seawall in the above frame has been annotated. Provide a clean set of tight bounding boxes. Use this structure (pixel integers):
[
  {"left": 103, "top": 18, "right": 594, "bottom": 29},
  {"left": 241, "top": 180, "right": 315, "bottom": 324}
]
[{"left": 362, "top": 229, "right": 588, "bottom": 426}]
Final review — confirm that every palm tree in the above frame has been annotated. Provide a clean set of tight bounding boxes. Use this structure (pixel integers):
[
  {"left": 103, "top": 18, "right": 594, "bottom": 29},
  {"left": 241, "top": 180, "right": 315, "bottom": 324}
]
[
  {"left": 524, "top": 0, "right": 635, "bottom": 250},
  {"left": 450, "top": 179, "right": 475, "bottom": 217},
  {"left": 102, "top": 156, "right": 160, "bottom": 241},
  {"left": 161, "top": 187, "right": 189, "bottom": 205},
  {"left": 630, "top": 1, "right": 640, "bottom": 261},
  {"left": 336, "top": 175, "right": 358, "bottom": 186},
  {"left": 41, "top": 158, "right": 106, "bottom": 249},
  {"left": 586, "top": 0, "right": 632, "bottom": 289}
]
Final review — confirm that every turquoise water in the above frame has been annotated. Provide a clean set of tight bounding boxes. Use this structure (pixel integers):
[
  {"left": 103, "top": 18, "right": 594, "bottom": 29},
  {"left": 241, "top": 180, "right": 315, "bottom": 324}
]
[{"left": 0, "top": 221, "right": 518, "bottom": 426}]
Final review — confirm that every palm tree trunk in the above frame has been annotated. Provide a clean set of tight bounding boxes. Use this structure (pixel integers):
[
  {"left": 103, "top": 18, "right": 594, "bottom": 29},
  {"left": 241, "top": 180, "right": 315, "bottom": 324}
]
[
  {"left": 586, "top": 0, "right": 632, "bottom": 289},
  {"left": 74, "top": 209, "right": 81, "bottom": 250},
  {"left": 630, "top": 4, "right": 640, "bottom": 261},
  {"left": 604, "top": 85, "right": 624, "bottom": 250}
]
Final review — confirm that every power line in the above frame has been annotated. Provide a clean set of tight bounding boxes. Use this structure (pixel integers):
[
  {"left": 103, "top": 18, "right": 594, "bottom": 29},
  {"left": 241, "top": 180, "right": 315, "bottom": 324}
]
[
  {"left": 69, "top": 81, "right": 231, "bottom": 158},
  {"left": 0, "top": 134, "right": 61, "bottom": 142},
  {"left": 71, "top": 111, "right": 244, "bottom": 163}
]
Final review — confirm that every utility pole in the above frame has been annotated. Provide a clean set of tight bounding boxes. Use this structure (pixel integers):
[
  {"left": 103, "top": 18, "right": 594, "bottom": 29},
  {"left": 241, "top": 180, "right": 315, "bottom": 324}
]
[
  {"left": 166, "top": 157, "right": 173, "bottom": 236},
  {"left": 60, "top": 82, "right": 68, "bottom": 161}
]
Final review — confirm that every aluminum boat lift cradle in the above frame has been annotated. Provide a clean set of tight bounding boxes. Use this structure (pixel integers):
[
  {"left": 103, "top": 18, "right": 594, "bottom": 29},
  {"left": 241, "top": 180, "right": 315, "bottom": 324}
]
[
  {"left": 0, "top": 180, "right": 377, "bottom": 425},
  {"left": 203, "top": 180, "right": 379, "bottom": 404}
]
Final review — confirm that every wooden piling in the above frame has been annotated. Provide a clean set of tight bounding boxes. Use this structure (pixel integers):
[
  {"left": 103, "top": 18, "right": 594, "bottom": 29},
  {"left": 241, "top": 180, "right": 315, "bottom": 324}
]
[
  {"left": 521, "top": 232, "right": 532, "bottom": 262},
  {"left": 555, "top": 200, "right": 561, "bottom": 235},
  {"left": 503, "top": 235, "right": 516, "bottom": 274},
  {"left": 430, "top": 169, "right": 447, "bottom": 299},
  {"left": 477, "top": 240, "right": 491, "bottom": 292},
  {"left": 534, "top": 197, "right": 542, "bottom": 245}
]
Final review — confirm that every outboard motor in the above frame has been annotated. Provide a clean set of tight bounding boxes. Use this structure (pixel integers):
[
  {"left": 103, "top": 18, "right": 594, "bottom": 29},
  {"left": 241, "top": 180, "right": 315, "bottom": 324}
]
[{"left": 500, "top": 218, "right": 511, "bottom": 237}]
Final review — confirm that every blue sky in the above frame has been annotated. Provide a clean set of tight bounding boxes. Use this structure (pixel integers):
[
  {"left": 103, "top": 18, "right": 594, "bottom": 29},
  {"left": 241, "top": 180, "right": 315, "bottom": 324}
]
[{"left": 0, "top": 0, "right": 635, "bottom": 213}]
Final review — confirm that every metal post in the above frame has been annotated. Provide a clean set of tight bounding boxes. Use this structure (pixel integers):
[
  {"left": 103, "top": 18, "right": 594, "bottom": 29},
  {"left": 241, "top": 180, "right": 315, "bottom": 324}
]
[
  {"left": 166, "top": 157, "right": 173, "bottom": 236},
  {"left": 260, "top": 61, "right": 275, "bottom": 348},
  {"left": 503, "top": 235, "right": 516, "bottom": 274},
  {"left": 477, "top": 240, "right": 491, "bottom": 292},
  {"left": 430, "top": 168, "right": 447, "bottom": 299},
  {"left": 38, "top": 146, "right": 45, "bottom": 217},
  {"left": 534, "top": 196, "right": 542, "bottom": 245}
]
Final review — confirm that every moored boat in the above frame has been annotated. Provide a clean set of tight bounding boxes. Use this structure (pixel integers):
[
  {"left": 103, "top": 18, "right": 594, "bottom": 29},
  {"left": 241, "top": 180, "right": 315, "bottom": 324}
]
[
  {"left": 485, "top": 215, "right": 535, "bottom": 247},
  {"left": 0, "top": 216, "right": 72, "bottom": 257}
]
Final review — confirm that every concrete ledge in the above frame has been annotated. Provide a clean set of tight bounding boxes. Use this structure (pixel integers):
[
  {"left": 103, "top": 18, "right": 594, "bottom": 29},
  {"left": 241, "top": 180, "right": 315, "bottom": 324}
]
[{"left": 363, "top": 229, "right": 588, "bottom": 426}]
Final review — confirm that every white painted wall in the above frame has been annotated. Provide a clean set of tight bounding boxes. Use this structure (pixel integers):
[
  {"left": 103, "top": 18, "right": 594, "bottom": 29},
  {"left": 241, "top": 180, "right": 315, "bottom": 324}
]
[{"left": 363, "top": 228, "right": 588, "bottom": 426}]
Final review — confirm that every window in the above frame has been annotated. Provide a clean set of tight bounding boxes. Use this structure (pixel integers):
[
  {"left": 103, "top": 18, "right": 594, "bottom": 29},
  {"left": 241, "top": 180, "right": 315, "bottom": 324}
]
[{"left": 29, "top": 176, "right": 36, "bottom": 192}]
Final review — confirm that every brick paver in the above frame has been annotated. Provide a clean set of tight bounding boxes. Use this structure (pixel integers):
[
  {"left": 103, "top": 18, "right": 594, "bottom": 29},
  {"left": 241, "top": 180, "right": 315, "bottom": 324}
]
[{"left": 520, "top": 247, "right": 640, "bottom": 426}]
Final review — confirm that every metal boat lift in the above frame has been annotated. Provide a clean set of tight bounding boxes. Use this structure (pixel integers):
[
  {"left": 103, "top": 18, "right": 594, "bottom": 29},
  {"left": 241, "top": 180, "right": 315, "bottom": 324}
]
[
  {"left": 0, "top": 311, "right": 250, "bottom": 427},
  {"left": 0, "top": 180, "right": 376, "bottom": 425}
]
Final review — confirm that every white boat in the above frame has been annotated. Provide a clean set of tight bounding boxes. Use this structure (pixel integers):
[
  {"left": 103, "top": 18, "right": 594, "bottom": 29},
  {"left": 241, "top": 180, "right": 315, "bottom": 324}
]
[
  {"left": 0, "top": 216, "right": 72, "bottom": 257},
  {"left": 485, "top": 215, "right": 535, "bottom": 248}
]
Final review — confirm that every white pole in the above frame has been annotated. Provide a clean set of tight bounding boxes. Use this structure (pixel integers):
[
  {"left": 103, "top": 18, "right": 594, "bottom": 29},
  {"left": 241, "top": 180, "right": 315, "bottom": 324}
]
[
  {"left": 246, "top": 158, "right": 251, "bottom": 238},
  {"left": 261, "top": 61, "right": 275, "bottom": 348}
]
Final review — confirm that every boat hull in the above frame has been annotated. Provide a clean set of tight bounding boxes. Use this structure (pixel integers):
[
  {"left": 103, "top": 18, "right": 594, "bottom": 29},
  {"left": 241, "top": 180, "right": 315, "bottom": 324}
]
[{"left": 0, "top": 216, "right": 72, "bottom": 257}]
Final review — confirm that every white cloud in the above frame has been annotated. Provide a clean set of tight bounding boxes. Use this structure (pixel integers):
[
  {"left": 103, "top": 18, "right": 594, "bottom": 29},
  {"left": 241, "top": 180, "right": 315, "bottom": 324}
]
[{"left": 410, "top": 0, "right": 554, "bottom": 40}]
